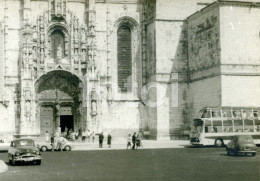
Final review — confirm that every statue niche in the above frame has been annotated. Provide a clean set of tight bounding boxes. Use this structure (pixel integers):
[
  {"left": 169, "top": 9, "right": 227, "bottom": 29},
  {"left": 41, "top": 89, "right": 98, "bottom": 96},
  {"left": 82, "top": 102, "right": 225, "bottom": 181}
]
[{"left": 51, "top": 30, "right": 65, "bottom": 61}]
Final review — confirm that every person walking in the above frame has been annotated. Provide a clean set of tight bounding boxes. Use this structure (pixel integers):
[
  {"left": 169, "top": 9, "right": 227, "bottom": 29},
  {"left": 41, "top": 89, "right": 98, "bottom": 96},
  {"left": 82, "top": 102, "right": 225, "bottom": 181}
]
[
  {"left": 127, "top": 134, "right": 131, "bottom": 149},
  {"left": 107, "top": 134, "right": 112, "bottom": 148},
  {"left": 132, "top": 132, "right": 136, "bottom": 150},
  {"left": 51, "top": 134, "right": 55, "bottom": 151},
  {"left": 136, "top": 131, "right": 143, "bottom": 149},
  {"left": 99, "top": 132, "right": 104, "bottom": 148},
  {"left": 92, "top": 131, "right": 95, "bottom": 143}
]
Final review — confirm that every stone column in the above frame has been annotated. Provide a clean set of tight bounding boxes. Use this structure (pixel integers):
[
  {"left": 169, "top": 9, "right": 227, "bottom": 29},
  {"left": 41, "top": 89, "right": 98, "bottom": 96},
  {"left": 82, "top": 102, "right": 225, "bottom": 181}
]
[{"left": 55, "top": 104, "right": 60, "bottom": 131}]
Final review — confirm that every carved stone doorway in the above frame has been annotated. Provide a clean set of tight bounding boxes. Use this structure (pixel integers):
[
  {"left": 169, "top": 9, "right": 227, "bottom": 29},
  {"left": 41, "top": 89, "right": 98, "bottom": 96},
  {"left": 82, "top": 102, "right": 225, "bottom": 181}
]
[{"left": 35, "top": 70, "right": 83, "bottom": 136}]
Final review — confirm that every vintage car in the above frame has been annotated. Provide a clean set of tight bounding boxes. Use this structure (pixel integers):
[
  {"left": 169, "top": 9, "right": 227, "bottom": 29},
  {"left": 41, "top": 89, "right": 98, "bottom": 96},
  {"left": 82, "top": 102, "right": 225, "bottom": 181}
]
[
  {"left": 0, "top": 140, "right": 10, "bottom": 151},
  {"left": 226, "top": 135, "right": 257, "bottom": 156},
  {"left": 8, "top": 139, "right": 41, "bottom": 165},
  {"left": 36, "top": 138, "right": 73, "bottom": 152}
]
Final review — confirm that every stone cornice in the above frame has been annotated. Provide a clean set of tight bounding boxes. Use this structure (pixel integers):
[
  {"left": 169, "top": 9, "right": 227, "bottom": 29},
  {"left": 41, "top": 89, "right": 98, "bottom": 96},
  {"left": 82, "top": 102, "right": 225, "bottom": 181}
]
[
  {"left": 96, "top": 0, "right": 138, "bottom": 4},
  {"left": 220, "top": 64, "right": 260, "bottom": 75},
  {"left": 188, "top": 1, "right": 260, "bottom": 21}
]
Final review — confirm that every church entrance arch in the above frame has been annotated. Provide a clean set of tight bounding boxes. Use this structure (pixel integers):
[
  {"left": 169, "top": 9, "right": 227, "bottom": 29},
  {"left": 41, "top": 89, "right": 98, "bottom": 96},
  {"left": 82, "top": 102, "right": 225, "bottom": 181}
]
[{"left": 35, "top": 70, "right": 83, "bottom": 136}]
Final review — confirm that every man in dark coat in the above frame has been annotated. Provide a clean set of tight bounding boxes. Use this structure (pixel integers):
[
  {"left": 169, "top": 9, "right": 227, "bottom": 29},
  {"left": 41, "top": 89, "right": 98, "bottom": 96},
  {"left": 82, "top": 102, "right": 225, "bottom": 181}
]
[
  {"left": 132, "top": 132, "right": 136, "bottom": 150},
  {"left": 99, "top": 132, "right": 104, "bottom": 148}
]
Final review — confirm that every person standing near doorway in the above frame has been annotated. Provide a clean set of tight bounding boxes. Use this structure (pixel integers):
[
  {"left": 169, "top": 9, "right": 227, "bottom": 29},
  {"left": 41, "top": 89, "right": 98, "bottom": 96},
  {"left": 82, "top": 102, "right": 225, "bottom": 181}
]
[{"left": 99, "top": 132, "right": 104, "bottom": 148}]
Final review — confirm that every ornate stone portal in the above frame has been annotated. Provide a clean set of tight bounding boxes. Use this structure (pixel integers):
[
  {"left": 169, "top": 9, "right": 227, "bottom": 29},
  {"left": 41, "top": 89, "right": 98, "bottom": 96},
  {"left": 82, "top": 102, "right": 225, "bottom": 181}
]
[
  {"left": 18, "top": 0, "right": 97, "bottom": 137},
  {"left": 35, "top": 70, "right": 82, "bottom": 136}
]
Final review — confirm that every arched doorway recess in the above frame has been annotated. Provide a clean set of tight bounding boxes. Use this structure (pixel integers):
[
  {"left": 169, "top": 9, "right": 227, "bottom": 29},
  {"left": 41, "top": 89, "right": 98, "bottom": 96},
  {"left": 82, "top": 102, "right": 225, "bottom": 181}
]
[{"left": 35, "top": 70, "right": 83, "bottom": 136}]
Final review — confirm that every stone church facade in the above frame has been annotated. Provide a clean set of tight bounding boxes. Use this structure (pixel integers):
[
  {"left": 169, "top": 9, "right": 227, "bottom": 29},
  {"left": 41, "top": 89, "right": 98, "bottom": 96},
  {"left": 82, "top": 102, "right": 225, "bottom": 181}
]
[{"left": 0, "top": 0, "right": 260, "bottom": 140}]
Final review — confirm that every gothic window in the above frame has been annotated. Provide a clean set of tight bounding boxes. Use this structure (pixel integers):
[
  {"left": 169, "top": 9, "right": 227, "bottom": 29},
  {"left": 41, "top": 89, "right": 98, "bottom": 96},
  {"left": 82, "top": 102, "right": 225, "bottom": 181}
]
[
  {"left": 51, "top": 30, "right": 65, "bottom": 59},
  {"left": 117, "top": 25, "right": 132, "bottom": 92}
]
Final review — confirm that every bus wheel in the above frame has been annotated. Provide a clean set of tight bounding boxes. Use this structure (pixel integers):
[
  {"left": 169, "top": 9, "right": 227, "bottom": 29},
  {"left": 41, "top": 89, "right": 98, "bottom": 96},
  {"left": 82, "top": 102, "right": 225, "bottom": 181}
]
[{"left": 214, "top": 139, "right": 223, "bottom": 147}]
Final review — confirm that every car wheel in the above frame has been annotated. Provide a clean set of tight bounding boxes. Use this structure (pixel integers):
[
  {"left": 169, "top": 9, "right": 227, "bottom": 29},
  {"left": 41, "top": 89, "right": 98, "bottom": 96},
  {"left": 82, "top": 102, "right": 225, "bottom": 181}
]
[
  {"left": 11, "top": 156, "right": 16, "bottom": 166},
  {"left": 41, "top": 146, "right": 48, "bottom": 152},
  {"left": 214, "top": 139, "right": 223, "bottom": 147},
  {"left": 251, "top": 153, "right": 256, "bottom": 157},
  {"left": 64, "top": 146, "right": 71, "bottom": 151},
  {"left": 35, "top": 160, "right": 41, "bottom": 165}
]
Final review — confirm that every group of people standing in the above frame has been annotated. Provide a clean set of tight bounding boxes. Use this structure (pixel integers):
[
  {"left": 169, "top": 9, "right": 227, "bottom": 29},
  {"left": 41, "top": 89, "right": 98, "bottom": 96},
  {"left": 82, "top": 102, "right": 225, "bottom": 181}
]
[
  {"left": 127, "top": 132, "right": 143, "bottom": 150},
  {"left": 98, "top": 132, "right": 112, "bottom": 148},
  {"left": 46, "top": 129, "right": 67, "bottom": 151}
]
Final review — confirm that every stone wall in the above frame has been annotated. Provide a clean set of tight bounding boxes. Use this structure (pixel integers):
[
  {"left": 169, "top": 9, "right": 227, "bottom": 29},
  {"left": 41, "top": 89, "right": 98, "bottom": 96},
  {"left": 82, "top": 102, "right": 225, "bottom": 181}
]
[
  {"left": 188, "top": 76, "right": 222, "bottom": 121},
  {"left": 220, "top": 5, "right": 260, "bottom": 65},
  {"left": 188, "top": 4, "right": 220, "bottom": 72},
  {"left": 222, "top": 76, "right": 260, "bottom": 107},
  {"left": 219, "top": 4, "right": 260, "bottom": 108}
]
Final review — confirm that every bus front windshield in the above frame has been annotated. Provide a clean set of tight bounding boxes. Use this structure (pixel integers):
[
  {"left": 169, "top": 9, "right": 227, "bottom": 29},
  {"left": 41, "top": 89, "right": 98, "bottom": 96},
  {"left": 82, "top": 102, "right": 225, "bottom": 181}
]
[{"left": 192, "top": 119, "right": 203, "bottom": 134}]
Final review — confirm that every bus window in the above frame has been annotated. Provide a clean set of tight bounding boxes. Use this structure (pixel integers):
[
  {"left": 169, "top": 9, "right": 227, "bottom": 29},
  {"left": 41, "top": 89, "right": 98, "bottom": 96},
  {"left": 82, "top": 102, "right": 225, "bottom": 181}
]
[
  {"left": 223, "top": 120, "right": 233, "bottom": 132},
  {"left": 212, "top": 120, "right": 222, "bottom": 132},
  {"left": 211, "top": 109, "right": 221, "bottom": 118},
  {"left": 222, "top": 110, "right": 232, "bottom": 118},
  {"left": 193, "top": 119, "right": 203, "bottom": 133},
  {"left": 234, "top": 119, "right": 243, "bottom": 132},
  {"left": 202, "top": 110, "right": 210, "bottom": 118},
  {"left": 204, "top": 120, "right": 212, "bottom": 133},
  {"left": 255, "top": 119, "right": 260, "bottom": 132},
  {"left": 244, "top": 119, "right": 253, "bottom": 132},
  {"left": 242, "top": 109, "right": 253, "bottom": 119},
  {"left": 233, "top": 110, "right": 242, "bottom": 119},
  {"left": 254, "top": 111, "right": 259, "bottom": 120}
]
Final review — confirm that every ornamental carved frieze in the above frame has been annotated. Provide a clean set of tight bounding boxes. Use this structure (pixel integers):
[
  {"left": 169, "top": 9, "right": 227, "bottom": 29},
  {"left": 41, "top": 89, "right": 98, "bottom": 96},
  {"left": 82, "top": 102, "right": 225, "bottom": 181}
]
[
  {"left": 21, "top": 9, "right": 88, "bottom": 80},
  {"left": 188, "top": 15, "right": 220, "bottom": 71},
  {"left": 50, "top": 0, "right": 67, "bottom": 20}
]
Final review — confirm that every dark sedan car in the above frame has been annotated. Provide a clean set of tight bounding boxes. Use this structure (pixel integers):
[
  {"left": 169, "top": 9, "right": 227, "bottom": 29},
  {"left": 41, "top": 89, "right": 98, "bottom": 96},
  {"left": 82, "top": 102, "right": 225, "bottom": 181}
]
[
  {"left": 8, "top": 139, "right": 41, "bottom": 165},
  {"left": 226, "top": 135, "right": 257, "bottom": 156}
]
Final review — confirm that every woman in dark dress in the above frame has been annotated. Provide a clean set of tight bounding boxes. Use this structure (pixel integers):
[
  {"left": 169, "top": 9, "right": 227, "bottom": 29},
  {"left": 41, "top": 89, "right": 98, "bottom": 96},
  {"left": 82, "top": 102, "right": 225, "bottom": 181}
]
[{"left": 107, "top": 134, "right": 112, "bottom": 148}]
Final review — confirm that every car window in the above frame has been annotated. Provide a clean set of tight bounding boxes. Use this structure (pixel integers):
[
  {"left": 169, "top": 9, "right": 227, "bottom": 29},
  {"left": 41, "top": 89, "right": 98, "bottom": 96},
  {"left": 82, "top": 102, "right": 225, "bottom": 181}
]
[
  {"left": 238, "top": 136, "right": 253, "bottom": 142},
  {"left": 14, "top": 140, "right": 35, "bottom": 147}
]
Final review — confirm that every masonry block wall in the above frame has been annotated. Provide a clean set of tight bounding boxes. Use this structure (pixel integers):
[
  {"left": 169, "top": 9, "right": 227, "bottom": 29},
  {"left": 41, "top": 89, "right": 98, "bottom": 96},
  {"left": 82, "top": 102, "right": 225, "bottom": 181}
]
[
  {"left": 187, "top": 3, "right": 221, "bottom": 123},
  {"left": 219, "top": 3, "right": 260, "bottom": 107}
]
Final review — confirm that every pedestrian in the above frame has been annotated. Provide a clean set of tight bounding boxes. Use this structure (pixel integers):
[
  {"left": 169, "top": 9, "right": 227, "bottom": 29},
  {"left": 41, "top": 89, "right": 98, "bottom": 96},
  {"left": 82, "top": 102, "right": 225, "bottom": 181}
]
[
  {"left": 82, "top": 129, "right": 87, "bottom": 142},
  {"left": 132, "top": 132, "right": 136, "bottom": 150},
  {"left": 136, "top": 131, "right": 143, "bottom": 149},
  {"left": 127, "top": 134, "right": 131, "bottom": 149},
  {"left": 45, "top": 131, "right": 49, "bottom": 143},
  {"left": 87, "top": 129, "right": 91, "bottom": 142},
  {"left": 99, "top": 132, "right": 104, "bottom": 148},
  {"left": 51, "top": 134, "right": 55, "bottom": 151},
  {"left": 92, "top": 131, "right": 95, "bottom": 143},
  {"left": 107, "top": 134, "right": 112, "bottom": 148}
]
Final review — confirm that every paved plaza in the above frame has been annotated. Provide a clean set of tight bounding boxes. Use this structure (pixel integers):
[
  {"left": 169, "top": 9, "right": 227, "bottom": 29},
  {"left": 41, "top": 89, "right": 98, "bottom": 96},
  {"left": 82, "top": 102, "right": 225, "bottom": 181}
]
[{"left": 0, "top": 147, "right": 259, "bottom": 181}]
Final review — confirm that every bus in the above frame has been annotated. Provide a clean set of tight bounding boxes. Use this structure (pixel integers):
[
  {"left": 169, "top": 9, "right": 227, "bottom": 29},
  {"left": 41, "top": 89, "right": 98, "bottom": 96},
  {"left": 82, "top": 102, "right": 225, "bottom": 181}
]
[{"left": 190, "top": 107, "right": 260, "bottom": 147}]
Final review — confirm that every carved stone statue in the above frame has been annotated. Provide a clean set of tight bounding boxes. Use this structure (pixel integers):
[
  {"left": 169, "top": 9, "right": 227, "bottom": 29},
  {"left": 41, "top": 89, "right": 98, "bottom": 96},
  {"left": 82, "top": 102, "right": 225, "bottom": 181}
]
[
  {"left": 91, "top": 101, "right": 97, "bottom": 116},
  {"left": 32, "top": 26, "right": 37, "bottom": 42},
  {"left": 57, "top": 44, "right": 62, "bottom": 61},
  {"left": 25, "top": 101, "right": 31, "bottom": 122}
]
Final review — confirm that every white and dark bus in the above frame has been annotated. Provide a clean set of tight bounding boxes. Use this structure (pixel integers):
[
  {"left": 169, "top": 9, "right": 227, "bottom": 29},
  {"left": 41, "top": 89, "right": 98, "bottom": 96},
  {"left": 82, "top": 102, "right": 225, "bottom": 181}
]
[{"left": 190, "top": 107, "right": 260, "bottom": 147}]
